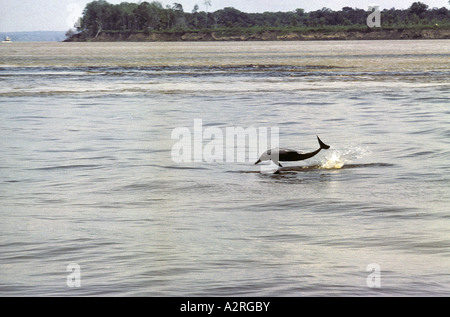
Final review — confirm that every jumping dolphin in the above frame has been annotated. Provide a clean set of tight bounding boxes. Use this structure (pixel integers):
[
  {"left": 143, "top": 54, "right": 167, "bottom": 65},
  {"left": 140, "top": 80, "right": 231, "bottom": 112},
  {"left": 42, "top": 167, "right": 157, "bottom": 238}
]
[{"left": 255, "top": 136, "right": 330, "bottom": 167}]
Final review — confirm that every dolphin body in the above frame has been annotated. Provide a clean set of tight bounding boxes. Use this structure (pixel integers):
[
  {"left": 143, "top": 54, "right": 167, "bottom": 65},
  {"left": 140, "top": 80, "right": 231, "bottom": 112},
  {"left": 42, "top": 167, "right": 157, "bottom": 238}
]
[{"left": 255, "top": 136, "right": 330, "bottom": 167}]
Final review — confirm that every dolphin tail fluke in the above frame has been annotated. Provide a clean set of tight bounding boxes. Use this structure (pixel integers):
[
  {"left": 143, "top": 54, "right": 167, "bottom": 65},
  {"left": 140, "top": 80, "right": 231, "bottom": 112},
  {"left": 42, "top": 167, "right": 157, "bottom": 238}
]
[{"left": 317, "top": 136, "right": 330, "bottom": 150}]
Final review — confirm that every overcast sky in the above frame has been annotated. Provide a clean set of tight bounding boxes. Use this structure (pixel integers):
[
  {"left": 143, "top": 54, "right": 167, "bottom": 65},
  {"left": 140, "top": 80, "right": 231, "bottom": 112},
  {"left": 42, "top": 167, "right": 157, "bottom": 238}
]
[{"left": 0, "top": 0, "right": 448, "bottom": 32}]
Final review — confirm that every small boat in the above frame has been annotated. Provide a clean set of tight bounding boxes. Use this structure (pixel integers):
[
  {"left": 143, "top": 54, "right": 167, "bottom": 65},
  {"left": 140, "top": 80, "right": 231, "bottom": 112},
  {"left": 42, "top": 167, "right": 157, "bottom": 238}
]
[{"left": 2, "top": 36, "right": 12, "bottom": 43}]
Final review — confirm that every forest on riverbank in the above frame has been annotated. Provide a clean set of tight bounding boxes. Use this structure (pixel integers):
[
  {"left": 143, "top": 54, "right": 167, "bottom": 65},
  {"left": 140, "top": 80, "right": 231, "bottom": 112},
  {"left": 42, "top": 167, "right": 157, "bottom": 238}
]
[{"left": 66, "top": 1, "right": 450, "bottom": 41}]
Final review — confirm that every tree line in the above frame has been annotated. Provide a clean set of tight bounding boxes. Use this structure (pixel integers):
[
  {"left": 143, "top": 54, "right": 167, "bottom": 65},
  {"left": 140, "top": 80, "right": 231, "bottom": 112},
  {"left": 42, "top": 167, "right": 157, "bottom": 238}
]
[{"left": 76, "top": 1, "right": 450, "bottom": 36}]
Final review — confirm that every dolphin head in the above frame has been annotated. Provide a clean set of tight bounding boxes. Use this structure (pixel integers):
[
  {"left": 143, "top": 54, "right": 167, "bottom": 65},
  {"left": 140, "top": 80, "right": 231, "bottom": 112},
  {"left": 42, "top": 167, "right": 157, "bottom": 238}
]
[{"left": 255, "top": 149, "right": 273, "bottom": 165}]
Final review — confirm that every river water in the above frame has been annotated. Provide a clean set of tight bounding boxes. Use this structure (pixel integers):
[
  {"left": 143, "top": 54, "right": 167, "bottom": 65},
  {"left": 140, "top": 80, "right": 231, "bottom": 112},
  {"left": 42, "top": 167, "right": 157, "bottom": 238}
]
[{"left": 0, "top": 40, "right": 449, "bottom": 296}]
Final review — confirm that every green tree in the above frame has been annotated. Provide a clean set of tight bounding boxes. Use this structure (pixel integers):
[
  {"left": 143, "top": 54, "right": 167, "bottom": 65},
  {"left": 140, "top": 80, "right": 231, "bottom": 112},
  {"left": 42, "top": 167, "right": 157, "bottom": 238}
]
[
  {"left": 117, "top": 2, "right": 138, "bottom": 31},
  {"left": 134, "top": 2, "right": 165, "bottom": 30},
  {"left": 409, "top": 2, "right": 429, "bottom": 17},
  {"left": 81, "top": 0, "right": 112, "bottom": 37},
  {"left": 216, "top": 7, "right": 252, "bottom": 28},
  {"left": 172, "top": 3, "right": 186, "bottom": 29}
]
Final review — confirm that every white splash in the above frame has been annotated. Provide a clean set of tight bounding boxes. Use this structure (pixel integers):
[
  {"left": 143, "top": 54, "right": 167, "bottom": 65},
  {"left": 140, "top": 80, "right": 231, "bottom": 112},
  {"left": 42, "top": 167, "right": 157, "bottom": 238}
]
[
  {"left": 321, "top": 151, "right": 346, "bottom": 169},
  {"left": 321, "top": 146, "right": 369, "bottom": 169}
]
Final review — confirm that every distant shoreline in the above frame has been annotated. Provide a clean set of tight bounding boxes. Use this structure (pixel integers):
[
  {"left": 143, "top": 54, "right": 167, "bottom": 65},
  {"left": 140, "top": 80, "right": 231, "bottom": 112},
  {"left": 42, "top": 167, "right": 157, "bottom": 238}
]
[
  {"left": 65, "top": 27, "right": 450, "bottom": 42},
  {"left": 1, "top": 31, "right": 66, "bottom": 42}
]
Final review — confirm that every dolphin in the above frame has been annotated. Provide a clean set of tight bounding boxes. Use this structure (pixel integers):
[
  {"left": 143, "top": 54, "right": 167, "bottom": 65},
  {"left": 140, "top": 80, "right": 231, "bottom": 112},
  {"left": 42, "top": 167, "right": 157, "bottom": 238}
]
[{"left": 255, "top": 136, "right": 330, "bottom": 167}]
